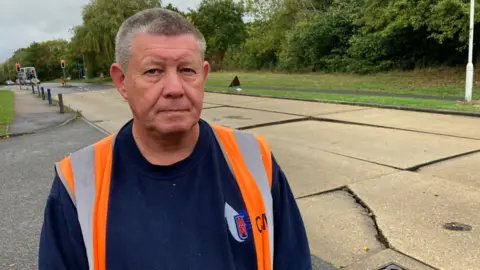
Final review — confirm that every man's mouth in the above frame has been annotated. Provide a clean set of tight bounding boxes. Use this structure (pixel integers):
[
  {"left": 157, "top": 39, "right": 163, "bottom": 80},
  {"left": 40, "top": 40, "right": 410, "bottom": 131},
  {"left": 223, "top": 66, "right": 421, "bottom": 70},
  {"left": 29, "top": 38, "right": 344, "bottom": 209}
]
[
  {"left": 159, "top": 109, "right": 189, "bottom": 113},
  {"left": 160, "top": 108, "right": 189, "bottom": 111}
]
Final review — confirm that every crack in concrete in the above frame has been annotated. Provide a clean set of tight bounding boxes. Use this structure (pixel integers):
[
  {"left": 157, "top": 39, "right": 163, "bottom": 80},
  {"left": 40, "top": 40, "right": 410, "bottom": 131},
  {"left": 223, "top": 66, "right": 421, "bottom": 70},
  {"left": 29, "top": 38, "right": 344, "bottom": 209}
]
[
  {"left": 224, "top": 105, "right": 313, "bottom": 117},
  {"left": 295, "top": 186, "right": 390, "bottom": 251},
  {"left": 208, "top": 103, "right": 371, "bottom": 118},
  {"left": 406, "top": 148, "right": 480, "bottom": 172},
  {"left": 315, "top": 117, "right": 480, "bottom": 141},
  {"left": 285, "top": 182, "right": 442, "bottom": 270},
  {"left": 298, "top": 186, "right": 390, "bottom": 269},
  {"left": 201, "top": 105, "right": 227, "bottom": 110},
  {"left": 342, "top": 187, "right": 440, "bottom": 270},
  {"left": 342, "top": 187, "right": 391, "bottom": 249},
  {"left": 295, "top": 186, "right": 346, "bottom": 200},
  {"left": 237, "top": 117, "right": 311, "bottom": 130},
  {"left": 313, "top": 148, "right": 404, "bottom": 171},
  {"left": 236, "top": 115, "right": 480, "bottom": 172}
]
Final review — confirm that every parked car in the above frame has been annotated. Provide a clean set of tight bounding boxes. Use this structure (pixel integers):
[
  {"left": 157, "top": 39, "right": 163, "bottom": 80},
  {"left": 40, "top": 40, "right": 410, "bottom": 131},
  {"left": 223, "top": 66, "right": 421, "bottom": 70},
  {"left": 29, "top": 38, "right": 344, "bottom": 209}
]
[{"left": 5, "top": 80, "right": 14, "bottom": 85}]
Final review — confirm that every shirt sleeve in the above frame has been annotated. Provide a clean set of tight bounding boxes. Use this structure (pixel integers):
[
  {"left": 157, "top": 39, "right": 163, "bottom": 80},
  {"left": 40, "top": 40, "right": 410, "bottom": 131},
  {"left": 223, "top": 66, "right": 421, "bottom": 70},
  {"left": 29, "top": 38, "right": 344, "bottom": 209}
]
[
  {"left": 271, "top": 154, "right": 312, "bottom": 270},
  {"left": 38, "top": 170, "right": 89, "bottom": 270}
]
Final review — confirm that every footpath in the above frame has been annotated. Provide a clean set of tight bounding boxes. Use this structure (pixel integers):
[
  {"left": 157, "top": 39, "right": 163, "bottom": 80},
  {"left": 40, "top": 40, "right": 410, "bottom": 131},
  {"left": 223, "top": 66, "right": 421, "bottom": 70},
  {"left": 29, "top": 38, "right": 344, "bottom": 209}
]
[
  {"left": 53, "top": 88, "right": 480, "bottom": 270},
  {"left": 5, "top": 87, "right": 74, "bottom": 136},
  {"left": 0, "top": 116, "right": 105, "bottom": 269},
  {"left": 0, "top": 86, "right": 86, "bottom": 269}
]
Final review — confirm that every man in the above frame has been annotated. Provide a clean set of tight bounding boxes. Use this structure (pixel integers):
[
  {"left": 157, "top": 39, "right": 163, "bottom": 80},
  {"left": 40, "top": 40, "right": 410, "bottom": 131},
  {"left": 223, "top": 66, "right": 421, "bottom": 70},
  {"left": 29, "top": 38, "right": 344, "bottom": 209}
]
[{"left": 39, "top": 8, "right": 311, "bottom": 270}]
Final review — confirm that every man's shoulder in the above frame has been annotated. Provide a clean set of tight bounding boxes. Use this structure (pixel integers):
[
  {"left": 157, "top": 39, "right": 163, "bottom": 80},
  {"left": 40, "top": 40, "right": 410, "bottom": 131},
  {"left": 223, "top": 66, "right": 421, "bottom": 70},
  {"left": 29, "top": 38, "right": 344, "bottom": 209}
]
[{"left": 56, "top": 134, "right": 116, "bottom": 163}]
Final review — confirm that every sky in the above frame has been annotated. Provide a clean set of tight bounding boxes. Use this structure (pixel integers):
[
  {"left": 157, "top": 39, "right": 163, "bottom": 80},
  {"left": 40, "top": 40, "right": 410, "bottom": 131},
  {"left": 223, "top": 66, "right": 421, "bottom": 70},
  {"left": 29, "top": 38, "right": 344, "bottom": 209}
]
[{"left": 0, "top": 0, "right": 202, "bottom": 63}]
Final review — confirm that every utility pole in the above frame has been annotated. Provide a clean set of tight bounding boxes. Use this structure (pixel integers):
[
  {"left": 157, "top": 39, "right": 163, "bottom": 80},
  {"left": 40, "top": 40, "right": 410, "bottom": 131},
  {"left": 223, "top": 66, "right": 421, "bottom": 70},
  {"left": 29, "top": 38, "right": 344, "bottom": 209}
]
[
  {"left": 465, "top": 0, "right": 475, "bottom": 102},
  {"left": 15, "top": 63, "right": 21, "bottom": 89},
  {"left": 60, "top": 60, "right": 66, "bottom": 86},
  {"left": 82, "top": 54, "right": 86, "bottom": 79}
]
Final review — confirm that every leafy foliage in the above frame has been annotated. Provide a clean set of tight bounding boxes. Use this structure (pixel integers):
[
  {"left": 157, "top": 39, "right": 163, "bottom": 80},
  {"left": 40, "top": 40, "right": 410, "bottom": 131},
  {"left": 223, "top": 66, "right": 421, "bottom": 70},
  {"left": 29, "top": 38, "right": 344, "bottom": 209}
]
[
  {"left": 2, "top": 0, "right": 480, "bottom": 82},
  {"left": 189, "top": 0, "right": 247, "bottom": 70}
]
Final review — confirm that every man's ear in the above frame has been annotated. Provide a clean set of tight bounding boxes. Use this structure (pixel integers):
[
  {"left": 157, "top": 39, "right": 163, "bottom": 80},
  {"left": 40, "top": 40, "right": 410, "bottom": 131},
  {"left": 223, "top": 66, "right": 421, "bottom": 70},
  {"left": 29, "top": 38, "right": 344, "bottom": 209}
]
[
  {"left": 202, "top": 61, "right": 210, "bottom": 81},
  {"left": 110, "top": 63, "right": 128, "bottom": 99}
]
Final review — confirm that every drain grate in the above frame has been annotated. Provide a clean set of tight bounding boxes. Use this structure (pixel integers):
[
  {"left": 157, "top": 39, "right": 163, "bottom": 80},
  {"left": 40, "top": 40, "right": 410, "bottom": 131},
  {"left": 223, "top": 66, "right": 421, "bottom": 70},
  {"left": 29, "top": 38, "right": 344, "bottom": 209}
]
[{"left": 377, "top": 263, "right": 408, "bottom": 270}]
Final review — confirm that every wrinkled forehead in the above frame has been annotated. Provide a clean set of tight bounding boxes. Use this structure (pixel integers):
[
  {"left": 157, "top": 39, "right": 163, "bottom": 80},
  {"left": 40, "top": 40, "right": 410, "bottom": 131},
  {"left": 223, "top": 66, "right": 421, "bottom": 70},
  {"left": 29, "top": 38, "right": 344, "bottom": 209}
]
[{"left": 131, "top": 33, "right": 203, "bottom": 62}]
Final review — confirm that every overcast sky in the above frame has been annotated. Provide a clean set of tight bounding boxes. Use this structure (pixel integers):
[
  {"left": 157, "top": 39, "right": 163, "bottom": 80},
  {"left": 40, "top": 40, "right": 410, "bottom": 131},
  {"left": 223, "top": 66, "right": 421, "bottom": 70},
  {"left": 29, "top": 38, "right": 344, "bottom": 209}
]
[{"left": 0, "top": 0, "right": 202, "bottom": 63}]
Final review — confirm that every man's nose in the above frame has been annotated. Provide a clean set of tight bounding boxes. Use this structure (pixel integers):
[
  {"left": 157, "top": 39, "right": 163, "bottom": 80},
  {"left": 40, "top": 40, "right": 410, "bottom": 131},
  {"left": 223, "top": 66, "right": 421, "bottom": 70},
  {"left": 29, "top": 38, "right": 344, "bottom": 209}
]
[{"left": 163, "top": 70, "right": 185, "bottom": 98}]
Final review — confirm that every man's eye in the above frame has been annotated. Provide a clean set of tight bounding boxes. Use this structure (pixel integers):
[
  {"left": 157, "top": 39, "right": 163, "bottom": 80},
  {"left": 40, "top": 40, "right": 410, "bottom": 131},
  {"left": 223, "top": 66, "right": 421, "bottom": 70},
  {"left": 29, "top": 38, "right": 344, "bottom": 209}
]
[
  {"left": 145, "top": 69, "right": 162, "bottom": 75},
  {"left": 181, "top": 68, "right": 196, "bottom": 74}
]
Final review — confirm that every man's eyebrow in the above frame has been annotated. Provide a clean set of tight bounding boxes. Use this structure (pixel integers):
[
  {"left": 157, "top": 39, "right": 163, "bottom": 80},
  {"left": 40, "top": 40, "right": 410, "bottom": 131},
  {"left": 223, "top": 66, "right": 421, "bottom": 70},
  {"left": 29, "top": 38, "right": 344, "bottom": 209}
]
[
  {"left": 142, "top": 59, "right": 165, "bottom": 67},
  {"left": 178, "top": 59, "right": 197, "bottom": 66}
]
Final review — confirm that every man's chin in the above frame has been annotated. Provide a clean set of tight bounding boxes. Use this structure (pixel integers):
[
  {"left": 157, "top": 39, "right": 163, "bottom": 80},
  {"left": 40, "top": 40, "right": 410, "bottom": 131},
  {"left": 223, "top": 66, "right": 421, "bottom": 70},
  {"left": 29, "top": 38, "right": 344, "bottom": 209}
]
[{"left": 153, "top": 119, "right": 197, "bottom": 136}]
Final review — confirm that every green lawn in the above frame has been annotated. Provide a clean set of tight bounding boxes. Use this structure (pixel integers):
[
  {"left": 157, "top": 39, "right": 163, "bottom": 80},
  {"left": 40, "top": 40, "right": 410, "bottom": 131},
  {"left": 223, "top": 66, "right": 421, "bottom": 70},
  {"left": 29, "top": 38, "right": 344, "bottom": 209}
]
[
  {"left": 206, "top": 86, "right": 480, "bottom": 113},
  {"left": 0, "top": 90, "right": 14, "bottom": 135},
  {"left": 206, "top": 69, "right": 480, "bottom": 99}
]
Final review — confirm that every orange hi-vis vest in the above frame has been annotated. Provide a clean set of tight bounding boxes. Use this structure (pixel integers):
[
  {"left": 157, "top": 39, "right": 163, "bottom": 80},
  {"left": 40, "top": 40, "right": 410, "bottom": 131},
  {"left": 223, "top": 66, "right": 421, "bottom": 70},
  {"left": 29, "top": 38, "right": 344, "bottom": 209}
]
[{"left": 55, "top": 122, "right": 274, "bottom": 270}]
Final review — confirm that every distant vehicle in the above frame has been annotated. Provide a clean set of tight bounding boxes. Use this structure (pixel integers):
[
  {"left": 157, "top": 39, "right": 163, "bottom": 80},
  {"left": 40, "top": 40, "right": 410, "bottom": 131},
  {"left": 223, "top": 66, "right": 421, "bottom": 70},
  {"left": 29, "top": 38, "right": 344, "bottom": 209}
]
[
  {"left": 5, "top": 80, "right": 14, "bottom": 85},
  {"left": 18, "top": 67, "right": 40, "bottom": 85}
]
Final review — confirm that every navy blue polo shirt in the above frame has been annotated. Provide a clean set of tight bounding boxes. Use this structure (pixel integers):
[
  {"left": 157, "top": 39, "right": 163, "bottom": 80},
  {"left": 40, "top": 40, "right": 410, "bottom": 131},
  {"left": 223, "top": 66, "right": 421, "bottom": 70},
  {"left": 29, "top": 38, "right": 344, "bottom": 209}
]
[{"left": 39, "top": 119, "right": 311, "bottom": 269}]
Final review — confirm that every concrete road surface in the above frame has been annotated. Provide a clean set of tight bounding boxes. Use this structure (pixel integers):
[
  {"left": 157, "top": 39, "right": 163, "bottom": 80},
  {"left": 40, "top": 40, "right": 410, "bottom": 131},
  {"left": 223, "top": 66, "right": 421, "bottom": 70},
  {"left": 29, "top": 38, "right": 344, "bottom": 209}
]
[{"left": 33, "top": 82, "right": 112, "bottom": 96}]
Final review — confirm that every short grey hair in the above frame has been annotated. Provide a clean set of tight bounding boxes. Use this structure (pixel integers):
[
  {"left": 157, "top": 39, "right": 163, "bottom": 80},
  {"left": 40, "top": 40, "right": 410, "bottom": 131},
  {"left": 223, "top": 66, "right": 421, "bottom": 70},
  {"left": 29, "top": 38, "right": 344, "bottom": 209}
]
[{"left": 115, "top": 8, "right": 207, "bottom": 71}]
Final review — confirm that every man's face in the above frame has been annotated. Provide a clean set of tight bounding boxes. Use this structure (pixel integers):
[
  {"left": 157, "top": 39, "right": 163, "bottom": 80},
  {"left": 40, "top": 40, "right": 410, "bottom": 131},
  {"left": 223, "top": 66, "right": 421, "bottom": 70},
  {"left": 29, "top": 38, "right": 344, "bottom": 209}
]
[{"left": 111, "top": 33, "right": 209, "bottom": 135}]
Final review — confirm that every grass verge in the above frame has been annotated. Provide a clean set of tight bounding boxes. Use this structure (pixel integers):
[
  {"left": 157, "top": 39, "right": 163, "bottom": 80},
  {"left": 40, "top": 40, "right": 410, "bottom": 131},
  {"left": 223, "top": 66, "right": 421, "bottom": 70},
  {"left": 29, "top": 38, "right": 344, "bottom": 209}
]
[
  {"left": 206, "top": 69, "right": 480, "bottom": 99},
  {"left": 0, "top": 90, "right": 15, "bottom": 135},
  {"left": 206, "top": 86, "right": 480, "bottom": 113}
]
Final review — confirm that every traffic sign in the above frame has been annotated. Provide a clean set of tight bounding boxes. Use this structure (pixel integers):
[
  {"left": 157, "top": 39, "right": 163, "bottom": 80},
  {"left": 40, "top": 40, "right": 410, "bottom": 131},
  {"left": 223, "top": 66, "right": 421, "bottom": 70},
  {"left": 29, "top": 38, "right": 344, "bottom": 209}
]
[{"left": 60, "top": 60, "right": 65, "bottom": 69}]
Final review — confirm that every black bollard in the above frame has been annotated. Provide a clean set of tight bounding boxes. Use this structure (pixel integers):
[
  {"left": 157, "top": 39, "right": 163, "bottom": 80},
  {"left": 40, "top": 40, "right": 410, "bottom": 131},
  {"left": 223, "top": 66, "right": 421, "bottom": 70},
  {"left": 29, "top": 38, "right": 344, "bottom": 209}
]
[
  {"left": 47, "top": 89, "right": 52, "bottom": 105},
  {"left": 58, "top": 94, "right": 64, "bottom": 113},
  {"left": 31, "top": 85, "right": 34, "bottom": 94},
  {"left": 41, "top": 87, "right": 45, "bottom": 100}
]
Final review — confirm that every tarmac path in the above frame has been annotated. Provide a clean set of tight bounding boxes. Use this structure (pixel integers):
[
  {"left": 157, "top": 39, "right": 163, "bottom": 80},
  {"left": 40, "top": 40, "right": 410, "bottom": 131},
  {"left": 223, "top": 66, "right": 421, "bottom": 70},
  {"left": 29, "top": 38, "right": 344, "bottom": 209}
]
[{"left": 0, "top": 119, "right": 106, "bottom": 269}]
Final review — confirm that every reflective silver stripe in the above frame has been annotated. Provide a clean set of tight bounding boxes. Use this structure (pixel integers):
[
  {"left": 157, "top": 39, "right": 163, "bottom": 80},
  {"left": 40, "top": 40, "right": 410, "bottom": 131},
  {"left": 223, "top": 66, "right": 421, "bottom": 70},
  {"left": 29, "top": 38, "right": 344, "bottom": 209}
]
[
  {"left": 232, "top": 130, "right": 274, "bottom": 269},
  {"left": 211, "top": 124, "right": 274, "bottom": 267},
  {"left": 70, "top": 144, "right": 96, "bottom": 270},
  {"left": 55, "top": 162, "right": 76, "bottom": 207},
  {"left": 54, "top": 134, "right": 117, "bottom": 270}
]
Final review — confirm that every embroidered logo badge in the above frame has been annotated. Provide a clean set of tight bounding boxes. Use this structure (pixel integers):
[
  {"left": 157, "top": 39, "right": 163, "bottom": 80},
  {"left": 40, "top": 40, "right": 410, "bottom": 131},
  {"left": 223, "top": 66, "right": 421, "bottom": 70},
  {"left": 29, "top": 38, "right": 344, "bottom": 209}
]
[{"left": 225, "top": 202, "right": 251, "bottom": 242}]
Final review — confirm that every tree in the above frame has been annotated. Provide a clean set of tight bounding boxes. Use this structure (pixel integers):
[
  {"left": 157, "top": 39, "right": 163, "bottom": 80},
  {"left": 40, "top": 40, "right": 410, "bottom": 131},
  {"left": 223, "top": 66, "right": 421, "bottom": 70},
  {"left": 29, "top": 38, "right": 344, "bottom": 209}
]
[
  {"left": 277, "top": 0, "right": 361, "bottom": 71},
  {"left": 3, "top": 0, "right": 480, "bottom": 78},
  {"left": 69, "top": 0, "right": 162, "bottom": 77},
  {"left": 0, "top": 39, "right": 69, "bottom": 82},
  {"left": 190, "top": 0, "right": 247, "bottom": 70},
  {"left": 245, "top": 0, "right": 283, "bottom": 21}
]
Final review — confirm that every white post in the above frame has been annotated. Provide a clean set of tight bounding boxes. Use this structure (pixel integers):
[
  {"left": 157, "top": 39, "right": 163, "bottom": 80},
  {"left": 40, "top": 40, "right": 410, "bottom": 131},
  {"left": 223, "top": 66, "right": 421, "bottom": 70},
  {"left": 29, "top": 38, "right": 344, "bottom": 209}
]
[{"left": 465, "top": 0, "right": 475, "bottom": 102}]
